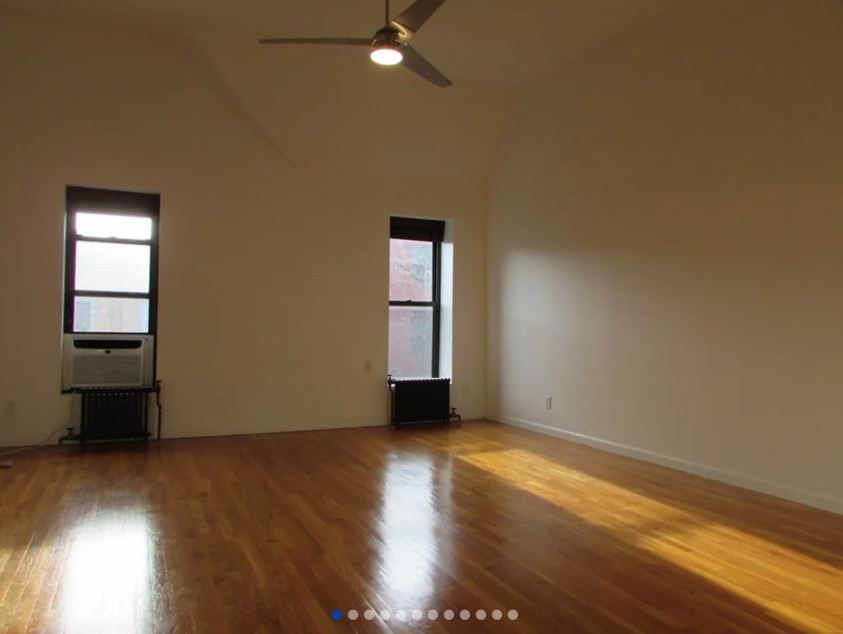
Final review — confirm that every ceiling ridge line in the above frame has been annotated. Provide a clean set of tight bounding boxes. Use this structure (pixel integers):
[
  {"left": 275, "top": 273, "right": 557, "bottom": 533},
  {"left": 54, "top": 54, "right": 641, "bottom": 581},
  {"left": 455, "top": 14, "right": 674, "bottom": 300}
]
[{"left": 173, "top": 26, "right": 297, "bottom": 169}]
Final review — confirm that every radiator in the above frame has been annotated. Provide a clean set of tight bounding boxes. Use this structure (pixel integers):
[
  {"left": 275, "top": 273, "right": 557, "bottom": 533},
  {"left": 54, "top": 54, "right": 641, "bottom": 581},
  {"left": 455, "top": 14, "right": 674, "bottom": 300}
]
[
  {"left": 389, "top": 377, "right": 451, "bottom": 426},
  {"left": 77, "top": 387, "right": 151, "bottom": 442}
]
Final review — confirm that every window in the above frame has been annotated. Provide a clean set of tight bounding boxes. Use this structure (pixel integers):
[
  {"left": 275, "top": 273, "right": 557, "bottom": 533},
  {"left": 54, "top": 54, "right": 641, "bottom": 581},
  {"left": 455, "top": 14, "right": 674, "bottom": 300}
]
[
  {"left": 388, "top": 217, "right": 445, "bottom": 378},
  {"left": 63, "top": 187, "right": 160, "bottom": 336}
]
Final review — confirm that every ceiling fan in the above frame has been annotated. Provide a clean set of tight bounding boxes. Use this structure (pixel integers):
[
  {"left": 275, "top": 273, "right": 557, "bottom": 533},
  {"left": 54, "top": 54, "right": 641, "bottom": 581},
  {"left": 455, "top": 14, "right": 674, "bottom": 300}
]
[{"left": 259, "top": 0, "right": 452, "bottom": 88}]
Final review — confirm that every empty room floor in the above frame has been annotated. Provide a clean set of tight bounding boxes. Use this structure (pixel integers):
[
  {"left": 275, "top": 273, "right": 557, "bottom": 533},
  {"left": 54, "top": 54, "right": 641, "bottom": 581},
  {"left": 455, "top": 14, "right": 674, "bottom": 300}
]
[{"left": 1, "top": 421, "right": 842, "bottom": 633}]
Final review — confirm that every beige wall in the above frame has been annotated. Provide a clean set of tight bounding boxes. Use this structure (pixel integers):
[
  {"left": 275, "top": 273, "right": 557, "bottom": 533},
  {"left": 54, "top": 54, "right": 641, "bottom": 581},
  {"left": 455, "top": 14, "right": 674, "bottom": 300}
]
[
  {"left": 0, "top": 12, "right": 487, "bottom": 445},
  {"left": 488, "top": 0, "right": 843, "bottom": 513},
  {"left": 4, "top": 0, "right": 842, "bottom": 515}
]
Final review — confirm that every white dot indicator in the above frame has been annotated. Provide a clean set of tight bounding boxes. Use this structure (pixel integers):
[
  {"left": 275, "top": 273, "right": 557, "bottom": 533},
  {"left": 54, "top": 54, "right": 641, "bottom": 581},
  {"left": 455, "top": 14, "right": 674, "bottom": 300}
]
[
  {"left": 492, "top": 609, "right": 503, "bottom": 620},
  {"left": 460, "top": 609, "right": 470, "bottom": 620},
  {"left": 396, "top": 610, "right": 407, "bottom": 621},
  {"left": 347, "top": 610, "right": 358, "bottom": 620},
  {"left": 444, "top": 610, "right": 455, "bottom": 620},
  {"left": 412, "top": 610, "right": 423, "bottom": 621},
  {"left": 476, "top": 610, "right": 487, "bottom": 620},
  {"left": 428, "top": 610, "right": 439, "bottom": 620},
  {"left": 380, "top": 609, "right": 390, "bottom": 621},
  {"left": 508, "top": 609, "right": 519, "bottom": 620},
  {"left": 364, "top": 610, "right": 375, "bottom": 620}
]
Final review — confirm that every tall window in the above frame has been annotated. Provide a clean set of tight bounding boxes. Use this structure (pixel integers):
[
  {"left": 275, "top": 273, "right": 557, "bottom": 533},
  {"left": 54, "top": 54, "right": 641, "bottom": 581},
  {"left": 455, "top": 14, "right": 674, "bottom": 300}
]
[
  {"left": 388, "top": 217, "right": 445, "bottom": 378},
  {"left": 63, "top": 186, "right": 160, "bottom": 336}
]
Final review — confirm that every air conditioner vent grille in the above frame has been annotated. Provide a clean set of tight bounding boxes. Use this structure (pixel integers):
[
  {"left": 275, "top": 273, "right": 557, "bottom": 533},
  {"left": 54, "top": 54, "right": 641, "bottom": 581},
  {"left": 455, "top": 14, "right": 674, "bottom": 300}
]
[
  {"left": 62, "top": 334, "right": 153, "bottom": 390},
  {"left": 72, "top": 354, "right": 143, "bottom": 387}
]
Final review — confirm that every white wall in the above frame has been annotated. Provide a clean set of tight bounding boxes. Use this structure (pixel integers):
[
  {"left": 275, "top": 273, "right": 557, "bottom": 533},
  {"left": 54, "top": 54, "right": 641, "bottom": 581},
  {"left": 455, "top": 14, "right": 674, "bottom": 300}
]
[
  {"left": 488, "top": 0, "right": 843, "bottom": 513},
  {"left": 0, "top": 12, "right": 487, "bottom": 445}
]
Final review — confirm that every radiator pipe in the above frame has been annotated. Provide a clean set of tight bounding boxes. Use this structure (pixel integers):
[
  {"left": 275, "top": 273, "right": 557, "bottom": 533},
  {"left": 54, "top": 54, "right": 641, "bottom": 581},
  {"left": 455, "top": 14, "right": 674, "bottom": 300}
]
[{"left": 155, "top": 380, "right": 163, "bottom": 441}]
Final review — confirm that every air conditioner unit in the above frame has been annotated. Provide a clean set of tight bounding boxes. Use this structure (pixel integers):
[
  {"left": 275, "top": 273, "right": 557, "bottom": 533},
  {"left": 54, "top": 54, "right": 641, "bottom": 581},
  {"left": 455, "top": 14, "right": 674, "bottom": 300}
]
[{"left": 62, "top": 334, "right": 154, "bottom": 390}]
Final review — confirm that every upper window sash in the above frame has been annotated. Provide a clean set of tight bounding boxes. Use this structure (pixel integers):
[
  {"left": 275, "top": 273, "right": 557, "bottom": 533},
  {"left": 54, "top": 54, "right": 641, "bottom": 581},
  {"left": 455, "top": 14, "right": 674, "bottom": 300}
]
[{"left": 73, "top": 212, "right": 155, "bottom": 244}]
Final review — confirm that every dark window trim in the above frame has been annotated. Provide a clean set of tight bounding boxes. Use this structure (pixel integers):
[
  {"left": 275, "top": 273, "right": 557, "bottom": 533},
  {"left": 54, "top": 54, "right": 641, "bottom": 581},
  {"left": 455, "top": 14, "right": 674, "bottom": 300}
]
[
  {"left": 63, "top": 186, "right": 160, "bottom": 339},
  {"left": 72, "top": 291, "right": 152, "bottom": 300},
  {"left": 390, "top": 216, "right": 445, "bottom": 243},
  {"left": 67, "top": 185, "right": 160, "bottom": 218},
  {"left": 74, "top": 235, "right": 154, "bottom": 246},
  {"left": 389, "top": 217, "right": 444, "bottom": 378}
]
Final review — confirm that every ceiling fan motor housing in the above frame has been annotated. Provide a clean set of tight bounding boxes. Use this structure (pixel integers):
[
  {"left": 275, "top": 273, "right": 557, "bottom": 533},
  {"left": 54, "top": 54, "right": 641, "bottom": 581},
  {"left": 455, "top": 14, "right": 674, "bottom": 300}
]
[{"left": 373, "top": 25, "right": 408, "bottom": 48}]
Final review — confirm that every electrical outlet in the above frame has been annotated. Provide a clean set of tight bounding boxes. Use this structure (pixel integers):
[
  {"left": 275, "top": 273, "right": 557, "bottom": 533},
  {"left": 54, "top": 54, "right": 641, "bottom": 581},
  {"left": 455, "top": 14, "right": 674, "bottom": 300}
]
[
  {"left": 3, "top": 401, "right": 16, "bottom": 416},
  {"left": 462, "top": 384, "right": 470, "bottom": 396},
  {"left": 545, "top": 396, "right": 552, "bottom": 410},
  {"left": 363, "top": 360, "right": 373, "bottom": 374}
]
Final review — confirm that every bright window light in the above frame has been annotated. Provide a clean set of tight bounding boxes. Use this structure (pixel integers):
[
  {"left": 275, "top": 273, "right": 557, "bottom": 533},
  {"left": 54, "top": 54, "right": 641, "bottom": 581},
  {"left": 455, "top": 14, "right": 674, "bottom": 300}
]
[{"left": 76, "top": 212, "right": 152, "bottom": 240}]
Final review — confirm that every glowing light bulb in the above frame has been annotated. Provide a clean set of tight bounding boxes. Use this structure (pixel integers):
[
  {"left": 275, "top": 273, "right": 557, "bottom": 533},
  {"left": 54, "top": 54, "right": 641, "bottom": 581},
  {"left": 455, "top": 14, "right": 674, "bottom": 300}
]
[{"left": 370, "top": 46, "right": 403, "bottom": 66}]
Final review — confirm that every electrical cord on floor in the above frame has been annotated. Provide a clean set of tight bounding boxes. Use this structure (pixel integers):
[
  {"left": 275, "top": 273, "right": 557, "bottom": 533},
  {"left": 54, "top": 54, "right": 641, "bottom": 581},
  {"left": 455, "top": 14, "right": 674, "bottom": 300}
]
[{"left": 0, "top": 421, "right": 74, "bottom": 467}]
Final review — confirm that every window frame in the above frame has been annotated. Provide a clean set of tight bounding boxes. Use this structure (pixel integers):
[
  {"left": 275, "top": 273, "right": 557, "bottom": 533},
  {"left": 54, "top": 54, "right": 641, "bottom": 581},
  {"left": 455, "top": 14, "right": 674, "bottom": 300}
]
[
  {"left": 63, "top": 186, "right": 160, "bottom": 337},
  {"left": 388, "top": 217, "right": 445, "bottom": 379}
]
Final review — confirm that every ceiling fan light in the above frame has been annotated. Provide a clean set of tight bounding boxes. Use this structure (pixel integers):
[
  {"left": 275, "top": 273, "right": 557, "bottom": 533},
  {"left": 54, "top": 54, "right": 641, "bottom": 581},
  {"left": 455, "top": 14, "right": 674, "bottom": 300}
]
[{"left": 370, "top": 46, "right": 403, "bottom": 66}]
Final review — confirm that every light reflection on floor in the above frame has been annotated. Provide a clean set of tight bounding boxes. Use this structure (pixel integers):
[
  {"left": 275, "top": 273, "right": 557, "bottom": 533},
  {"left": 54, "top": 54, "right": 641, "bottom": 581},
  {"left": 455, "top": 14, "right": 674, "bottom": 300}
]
[
  {"left": 378, "top": 452, "right": 450, "bottom": 610},
  {"left": 60, "top": 508, "right": 153, "bottom": 634},
  {"left": 4, "top": 424, "right": 840, "bottom": 633}
]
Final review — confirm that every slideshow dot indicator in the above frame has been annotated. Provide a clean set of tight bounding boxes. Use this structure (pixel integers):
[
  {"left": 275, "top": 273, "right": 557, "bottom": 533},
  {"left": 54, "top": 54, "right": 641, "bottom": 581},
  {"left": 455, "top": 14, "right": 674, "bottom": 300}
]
[{"left": 337, "top": 606, "right": 521, "bottom": 622}]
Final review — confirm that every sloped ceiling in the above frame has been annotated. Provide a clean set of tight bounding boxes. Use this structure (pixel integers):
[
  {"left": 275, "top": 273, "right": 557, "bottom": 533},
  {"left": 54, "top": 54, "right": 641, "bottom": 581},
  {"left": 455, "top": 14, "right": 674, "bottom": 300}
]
[{"left": 0, "top": 0, "right": 683, "bottom": 178}]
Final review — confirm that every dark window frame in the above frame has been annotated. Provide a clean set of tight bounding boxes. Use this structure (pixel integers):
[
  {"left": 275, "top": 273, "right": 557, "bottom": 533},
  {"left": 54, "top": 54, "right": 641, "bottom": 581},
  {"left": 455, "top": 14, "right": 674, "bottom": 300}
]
[
  {"left": 63, "top": 186, "right": 160, "bottom": 338},
  {"left": 389, "top": 217, "right": 445, "bottom": 378}
]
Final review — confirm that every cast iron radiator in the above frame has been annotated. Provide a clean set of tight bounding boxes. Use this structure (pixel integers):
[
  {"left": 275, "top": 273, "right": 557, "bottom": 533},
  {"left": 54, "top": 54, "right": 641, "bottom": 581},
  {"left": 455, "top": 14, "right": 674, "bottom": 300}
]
[
  {"left": 389, "top": 377, "right": 451, "bottom": 426},
  {"left": 77, "top": 387, "right": 152, "bottom": 442}
]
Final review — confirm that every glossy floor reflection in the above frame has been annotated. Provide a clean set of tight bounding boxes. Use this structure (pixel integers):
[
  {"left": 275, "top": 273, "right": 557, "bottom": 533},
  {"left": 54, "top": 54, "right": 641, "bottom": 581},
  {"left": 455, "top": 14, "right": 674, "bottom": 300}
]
[
  {"left": 379, "top": 453, "right": 440, "bottom": 607},
  {"left": 1, "top": 421, "right": 843, "bottom": 633},
  {"left": 61, "top": 509, "right": 153, "bottom": 634}
]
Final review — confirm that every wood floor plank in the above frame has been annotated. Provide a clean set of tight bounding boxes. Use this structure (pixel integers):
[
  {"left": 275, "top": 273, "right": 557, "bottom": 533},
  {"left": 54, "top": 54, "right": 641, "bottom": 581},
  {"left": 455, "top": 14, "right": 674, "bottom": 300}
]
[{"left": 1, "top": 421, "right": 842, "bottom": 633}]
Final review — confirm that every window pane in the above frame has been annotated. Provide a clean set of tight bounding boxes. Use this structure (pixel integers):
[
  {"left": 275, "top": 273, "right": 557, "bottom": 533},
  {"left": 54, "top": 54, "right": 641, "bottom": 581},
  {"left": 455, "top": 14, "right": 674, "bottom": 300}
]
[
  {"left": 388, "top": 306, "right": 433, "bottom": 378},
  {"left": 75, "top": 241, "right": 151, "bottom": 293},
  {"left": 76, "top": 213, "right": 152, "bottom": 240},
  {"left": 389, "top": 239, "right": 433, "bottom": 302},
  {"left": 74, "top": 296, "right": 149, "bottom": 333}
]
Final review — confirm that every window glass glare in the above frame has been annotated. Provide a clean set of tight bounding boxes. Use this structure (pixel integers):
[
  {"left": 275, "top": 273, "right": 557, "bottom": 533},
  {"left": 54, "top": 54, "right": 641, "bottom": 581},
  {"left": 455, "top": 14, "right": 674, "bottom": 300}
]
[
  {"left": 75, "top": 242, "right": 151, "bottom": 293},
  {"left": 76, "top": 212, "right": 152, "bottom": 240}
]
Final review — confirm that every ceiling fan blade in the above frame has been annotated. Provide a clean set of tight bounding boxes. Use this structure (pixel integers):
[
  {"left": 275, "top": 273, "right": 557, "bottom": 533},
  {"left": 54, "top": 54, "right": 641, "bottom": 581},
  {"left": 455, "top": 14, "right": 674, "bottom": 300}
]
[
  {"left": 259, "top": 37, "right": 372, "bottom": 46},
  {"left": 390, "top": 0, "right": 447, "bottom": 36},
  {"left": 400, "top": 45, "right": 452, "bottom": 87}
]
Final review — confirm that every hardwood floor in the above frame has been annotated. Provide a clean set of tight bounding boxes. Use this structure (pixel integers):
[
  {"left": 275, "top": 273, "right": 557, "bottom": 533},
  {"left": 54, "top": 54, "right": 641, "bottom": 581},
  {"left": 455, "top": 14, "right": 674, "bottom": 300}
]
[{"left": 1, "top": 421, "right": 842, "bottom": 633}]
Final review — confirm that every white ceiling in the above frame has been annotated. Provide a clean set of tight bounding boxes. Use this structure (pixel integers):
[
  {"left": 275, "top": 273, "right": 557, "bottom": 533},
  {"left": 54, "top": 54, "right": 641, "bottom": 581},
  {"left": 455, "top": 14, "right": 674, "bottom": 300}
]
[{"left": 0, "top": 0, "right": 684, "bottom": 177}]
